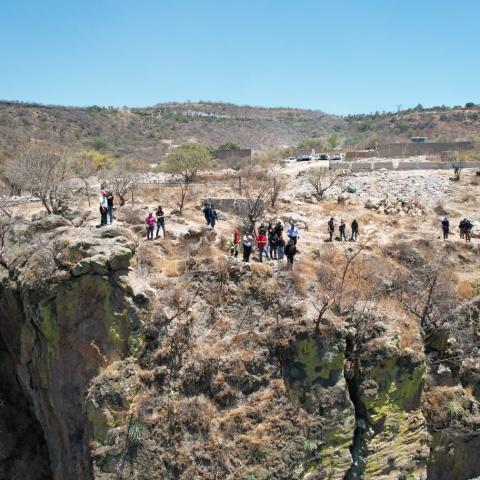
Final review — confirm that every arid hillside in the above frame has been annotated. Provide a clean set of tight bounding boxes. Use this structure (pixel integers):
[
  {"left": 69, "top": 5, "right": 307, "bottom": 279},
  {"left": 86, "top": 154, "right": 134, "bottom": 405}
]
[{"left": 1, "top": 101, "right": 480, "bottom": 162}]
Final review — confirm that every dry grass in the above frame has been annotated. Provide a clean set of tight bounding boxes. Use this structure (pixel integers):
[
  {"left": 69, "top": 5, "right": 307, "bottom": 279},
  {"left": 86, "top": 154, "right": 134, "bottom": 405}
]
[
  {"left": 162, "top": 258, "right": 186, "bottom": 277},
  {"left": 456, "top": 279, "right": 474, "bottom": 299},
  {"left": 424, "top": 386, "right": 468, "bottom": 425}
]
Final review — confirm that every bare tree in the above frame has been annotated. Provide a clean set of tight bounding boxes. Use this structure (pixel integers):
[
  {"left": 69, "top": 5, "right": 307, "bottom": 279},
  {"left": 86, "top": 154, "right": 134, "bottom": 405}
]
[
  {"left": 14, "top": 147, "right": 74, "bottom": 214},
  {"left": 0, "top": 194, "right": 18, "bottom": 269},
  {"left": 306, "top": 167, "right": 349, "bottom": 199},
  {"left": 72, "top": 151, "right": 114, "bottom": 207},
  {"left": 105, "top": 160, "right": 141, "bottom": 207},
  {"left": 221, "top": 150, "right": 251, "bottom": 194},
  {"left": 268, "top": 175, "right": 286, "bottom": 209},
  {"left": 234, "top": 175, "right": 270, "bottom": 232},
  {"left": 310, "top": 239, "right": 371, "bottom": 331}
]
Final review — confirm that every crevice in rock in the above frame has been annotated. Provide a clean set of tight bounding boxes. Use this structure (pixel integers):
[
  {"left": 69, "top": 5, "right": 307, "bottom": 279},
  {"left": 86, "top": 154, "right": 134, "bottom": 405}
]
[
  {"left": 0, "top": 335, "right": 52, "bottom": 480},
  {"left": 344, "top": 331, "right": 371, "bottom": 480}
]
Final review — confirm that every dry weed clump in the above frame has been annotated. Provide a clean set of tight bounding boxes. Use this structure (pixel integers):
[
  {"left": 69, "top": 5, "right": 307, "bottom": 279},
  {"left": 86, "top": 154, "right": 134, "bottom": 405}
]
[
  {"left": 424, "top": 386, "right": 469, "bottom": 426},
  {"left": 175, "top": 395, "right": 216, "bottom": 434},
  {"left": 456, "top": 279, "right": 474, "bottom": 299}
]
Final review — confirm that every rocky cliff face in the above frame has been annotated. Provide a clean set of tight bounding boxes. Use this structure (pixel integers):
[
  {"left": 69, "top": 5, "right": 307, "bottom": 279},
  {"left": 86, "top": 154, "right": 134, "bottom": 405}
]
[
  {"left": 1, "top": 217, "right": 479, "bottom": 480},
  {"left": 0, "top": 218, "right": 142, "bottom": 480}
]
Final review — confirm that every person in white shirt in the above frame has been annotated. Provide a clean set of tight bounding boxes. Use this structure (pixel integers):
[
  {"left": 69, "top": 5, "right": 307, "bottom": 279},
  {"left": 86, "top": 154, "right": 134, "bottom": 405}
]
[{"left": 99, "top": 191, "right": 108, "bottom": 226}]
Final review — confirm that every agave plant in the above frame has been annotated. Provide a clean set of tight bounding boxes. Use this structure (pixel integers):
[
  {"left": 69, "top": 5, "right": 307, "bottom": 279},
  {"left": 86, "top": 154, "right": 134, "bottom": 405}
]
[{"left": 127, "top": 418, "right": 148, "bottom": 448}]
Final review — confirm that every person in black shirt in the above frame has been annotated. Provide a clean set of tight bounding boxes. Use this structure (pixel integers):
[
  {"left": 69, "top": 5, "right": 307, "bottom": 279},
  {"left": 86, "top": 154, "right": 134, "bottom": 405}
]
[
  {"left": 339, "top": 219, "right": 346, "bottom": 241},
  {"left": 441, "top": 217, "right": 449, "bottom": 240},
  {"left": 328, "top": 217, "right": 335, "bottom": 242},
  {"left": 156, "top": 206, "right": 166, "bottom": 238},
  {"left": 106, "top": 191, "right": 114, "bottom": 224},
  {"left": 350, "top": 219, "right": 359, "bottom": 241}
]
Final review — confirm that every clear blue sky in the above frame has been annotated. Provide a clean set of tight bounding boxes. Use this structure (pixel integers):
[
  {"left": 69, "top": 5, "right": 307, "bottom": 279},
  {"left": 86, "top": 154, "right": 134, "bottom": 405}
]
[{"left": 1, "top": 0, "right": 478, "bottom": 115}]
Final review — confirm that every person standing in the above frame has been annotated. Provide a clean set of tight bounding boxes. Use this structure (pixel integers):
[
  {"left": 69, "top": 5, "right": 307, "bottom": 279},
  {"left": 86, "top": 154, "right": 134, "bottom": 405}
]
[
  {"left": 328, "top": 217, "right": 335, "bottom": 242},
  {"left": 339, "top": 219, "right": 346, "bottom": 241},
  {"left": 233, "top": 226, "right": 241, "bottom": 258},
  {"left": 256, "top": 230, "right": 268, "bottom": 262},
  {"left": 350, "top": 219, "right": 359, "bottom": 241},
  {"left": 106, "top": 191, "right": 114, "bottom": 224},
  {"left": 145, "top": 213, "right": 155, "bottom": 240},
  {"left": 441, "top": 216, "right": 449, "bottom": 240},
  {"left": 284, "top": 238, "right": 297, "bottom": 270},
  {"left": 203, "top": 203, "right": 211, "bottom": 225},
  {"left": 464, "top": 218, "right": 473, "bottom": 242},
  {"left": 209, "top": 205, "right": 218, "bottom": 229},
  {"left": 243, "top": 231, "right": 254, "bottom": 262},
  {"left": 156, "top": 206, "right": 166, "bottom": 238},
  {"left": 99, "top": 191, "right": 108, "bottom": 226},
  {"left": 459, "top": 219, "right": 466, "bottom": 240},
  {"left": 274, "top": 221, "right": 284, "bottom": 238},
  {"left": 277, "top": 234, "right": 285, "bottom": 261},
  {"left": 268, "top": 227, "right": 278, "bottom": 260},
  {"left": 287, "top": 223, "right": 299, "bottom": 245}
]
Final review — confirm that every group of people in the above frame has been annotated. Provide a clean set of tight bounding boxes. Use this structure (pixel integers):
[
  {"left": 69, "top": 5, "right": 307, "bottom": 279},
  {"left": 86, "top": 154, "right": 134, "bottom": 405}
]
[
  {"left": 442, "top": 217, "right": 474, "bottom": 242},
  {"left": 145, "top": 207, "right": 166, "bottom": 239},
  {"left": 327, "top": 217, "right": 359, "bottom": 242},
  {"left": 228, "top": 221, "right": 299, "bottom": 269}
]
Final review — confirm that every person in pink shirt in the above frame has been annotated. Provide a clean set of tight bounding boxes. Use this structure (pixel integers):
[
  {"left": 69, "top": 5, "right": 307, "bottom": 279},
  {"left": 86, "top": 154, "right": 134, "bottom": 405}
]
[{"left": 145, "top": 213, "right": 155, "bottom": 240}]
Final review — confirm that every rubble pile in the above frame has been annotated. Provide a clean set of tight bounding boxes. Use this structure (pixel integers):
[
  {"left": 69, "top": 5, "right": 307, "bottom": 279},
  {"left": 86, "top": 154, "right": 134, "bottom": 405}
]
[{"left": 365, "top": 196, "right": 425, "bottom": 216}]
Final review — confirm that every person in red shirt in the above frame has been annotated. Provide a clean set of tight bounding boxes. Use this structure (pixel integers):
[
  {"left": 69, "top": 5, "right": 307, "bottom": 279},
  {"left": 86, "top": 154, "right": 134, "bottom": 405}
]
[
  {"left": 233, "top": 226, "right": 241, "bottom": 257},
  {"left": 256, "top": 230, "right": 268, "bottom": 262}
]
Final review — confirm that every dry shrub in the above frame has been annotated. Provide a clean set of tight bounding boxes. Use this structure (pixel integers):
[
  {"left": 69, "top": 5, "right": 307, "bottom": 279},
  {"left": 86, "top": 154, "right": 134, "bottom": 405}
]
[
  {"left": 461, "top": 193, "right": 476, "bottom": 203},
  {"left": 291, "top": 269, "right": 307, "bottom": 296},
  {"left": 433, "top": 200, "right": 448, "bottom": 216},
  {"left": 424, "top": 386, "right": 468, "bottom": 425},
  {"left": 176, "top": 395, "right": 216, "bottom": 434},
  {"left": 116, "top": 206, "right": 145, "bottom": 225},
  {"left": 250, "top": 262, "right": 272, "bottom": 280},
  {"left": 137, "top": 368, "right": 156, "bottom": 384},
  {"left": 162, "top": 259, "right": 186, "bottom": 277},
  {"left": 456, "top": 280, "right": 474, "bottom": 299},
  {"left": 136, "top": 242, "right": 163, "bottom": 269}
]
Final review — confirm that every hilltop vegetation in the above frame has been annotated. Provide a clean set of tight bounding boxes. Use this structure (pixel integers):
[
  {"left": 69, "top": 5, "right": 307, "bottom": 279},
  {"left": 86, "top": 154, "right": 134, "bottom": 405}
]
[{"left": 0, "top": 101, "right": 479, "bottom": 163}]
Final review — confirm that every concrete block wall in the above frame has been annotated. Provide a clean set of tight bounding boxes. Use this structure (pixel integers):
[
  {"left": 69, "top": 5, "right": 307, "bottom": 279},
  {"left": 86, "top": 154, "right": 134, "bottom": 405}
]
[
  {"left": 372, "top": 161, "right": 394, "bottom": 170},
  {"left": 350, "top": 163, "right": 373, "bottom": 172}
]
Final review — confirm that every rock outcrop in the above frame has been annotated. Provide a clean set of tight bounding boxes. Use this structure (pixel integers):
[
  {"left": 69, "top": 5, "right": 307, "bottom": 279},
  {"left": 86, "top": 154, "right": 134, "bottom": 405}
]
[{"left": 0, "top": 218, "right": 143, "bottom": 480}]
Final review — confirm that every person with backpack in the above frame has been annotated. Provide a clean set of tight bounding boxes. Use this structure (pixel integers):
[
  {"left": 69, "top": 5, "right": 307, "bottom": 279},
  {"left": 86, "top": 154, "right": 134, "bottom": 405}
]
[
  {"left": 277, "top": 234, "right": 285, "bottom": 261},
  {"left": 145, "top": 213, "right": 156, "bottom": 240},
  {"left": 106, "top": 191, "right": 114, "bottom": 224},
  {"left": 350, "top": 219, "right": 359, "bottom": 241},
  {"left": 287, "top": 223, "right": 299, "bottom": 245},
  {"left": 441, "top": 216, "right": 449, "bottom": 240},
  {"left": 209, "top": 205, "right": 218, "bottom": 229},
  {"left": 284, "top": 238, "right": 297, "bottom": 270},
  {"left": 268, "top": 227, "right": 279, "bottom": 260},
  {"left": 256, "top": 229, "right": 269, "bottom": 262},
  {"left": 243, "top": 231, "right": 254, "bottom": 262},
  {"left": 99, "top": 191, "right": 108, "bottom": 226},
  {"left": 339, "top": 219, "right": 347, "bottom": 241},
  {"left": 328, "top": 217, "right": 335, "bottom": 242},
  {"left": 156, "top": 206, "right": 166, "bottom": 238},
  {"left": 464, "top": 218, "right": 473, "bottom": 242}
]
